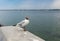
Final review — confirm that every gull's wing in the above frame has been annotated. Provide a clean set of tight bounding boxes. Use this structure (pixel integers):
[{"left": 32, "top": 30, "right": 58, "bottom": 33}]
[
  {"left": 19, "top": 20, "right": 25, "bottom": 25},
  {"left": 16, "top": 20, "right": 25, "bottom": 27}
]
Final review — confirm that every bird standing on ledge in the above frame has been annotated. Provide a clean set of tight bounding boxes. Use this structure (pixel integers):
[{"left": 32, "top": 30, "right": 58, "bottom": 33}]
[{"left": 16, "top": 16, "right": 30, "bottom": 31}]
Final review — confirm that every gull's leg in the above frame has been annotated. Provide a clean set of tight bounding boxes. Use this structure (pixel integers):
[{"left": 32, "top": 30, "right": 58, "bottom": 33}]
[{"left": 23, "top": 26, "right": 26, "bottom": 31}]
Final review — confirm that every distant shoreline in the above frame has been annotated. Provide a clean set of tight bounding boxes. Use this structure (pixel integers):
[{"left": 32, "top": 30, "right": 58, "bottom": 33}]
[{"left": 0, "top": 9, "right": 60, "bottom": 11}]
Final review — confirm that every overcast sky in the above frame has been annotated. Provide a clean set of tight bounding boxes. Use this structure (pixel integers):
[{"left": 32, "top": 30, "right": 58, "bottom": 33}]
[{"left": 0, "top": 0, "right": 60, "bottom": 9}]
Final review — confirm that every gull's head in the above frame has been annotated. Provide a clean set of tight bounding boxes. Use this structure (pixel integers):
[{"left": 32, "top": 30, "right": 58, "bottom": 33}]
[{"left": 25, "top": 16, "right": 29, "bottom": 20}]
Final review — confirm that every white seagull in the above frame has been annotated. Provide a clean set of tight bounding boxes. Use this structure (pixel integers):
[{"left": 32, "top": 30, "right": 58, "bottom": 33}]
[{"left": 16, "top": 16, "right": 29, "bottom": 31}]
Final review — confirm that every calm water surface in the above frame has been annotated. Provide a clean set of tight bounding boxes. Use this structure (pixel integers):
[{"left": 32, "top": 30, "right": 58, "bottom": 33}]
[{"left": 0, "top": 10, "right": 60, "bottom": 41}]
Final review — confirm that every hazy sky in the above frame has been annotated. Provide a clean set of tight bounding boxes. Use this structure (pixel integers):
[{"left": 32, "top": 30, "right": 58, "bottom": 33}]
[{"left": 0, "top": 0, "right": 60, "bottom": 9}]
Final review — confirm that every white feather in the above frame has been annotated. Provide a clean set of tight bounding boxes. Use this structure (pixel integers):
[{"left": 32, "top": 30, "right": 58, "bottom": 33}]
[{"left": 16, "top": 19, "right": 29, "bottom": 27}]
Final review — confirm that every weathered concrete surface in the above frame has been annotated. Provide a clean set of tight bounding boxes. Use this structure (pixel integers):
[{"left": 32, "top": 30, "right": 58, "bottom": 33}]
[
  {"left": 0, "top": 26, "right": 45, "bottom": 41},
  {"left": 0, "top": 28, "right": 7, "bottom": 41}
]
